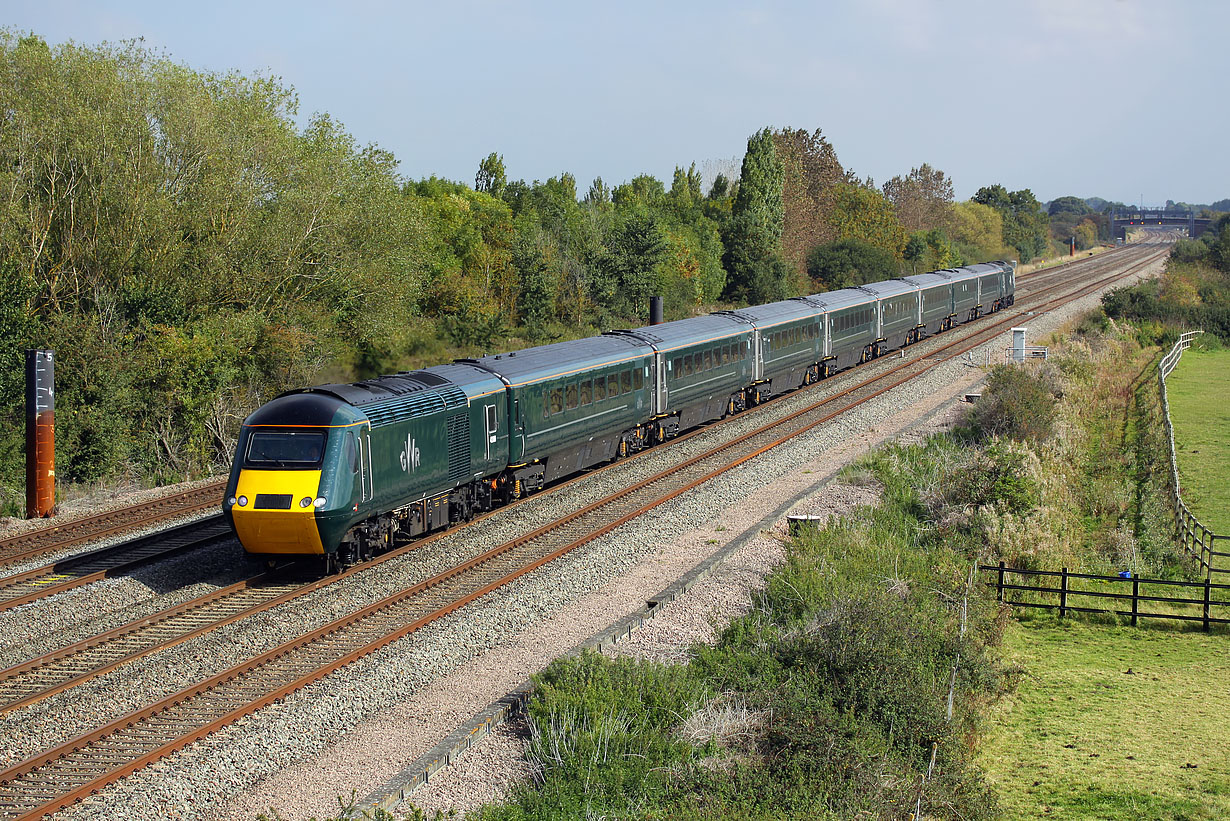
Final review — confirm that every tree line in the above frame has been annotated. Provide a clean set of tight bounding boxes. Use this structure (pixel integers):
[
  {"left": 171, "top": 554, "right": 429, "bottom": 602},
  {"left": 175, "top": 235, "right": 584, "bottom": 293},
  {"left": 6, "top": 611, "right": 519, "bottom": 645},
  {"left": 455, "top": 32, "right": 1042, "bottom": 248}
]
[{"left": 0, "top": 32, "right": 1086, "bottom": 507}]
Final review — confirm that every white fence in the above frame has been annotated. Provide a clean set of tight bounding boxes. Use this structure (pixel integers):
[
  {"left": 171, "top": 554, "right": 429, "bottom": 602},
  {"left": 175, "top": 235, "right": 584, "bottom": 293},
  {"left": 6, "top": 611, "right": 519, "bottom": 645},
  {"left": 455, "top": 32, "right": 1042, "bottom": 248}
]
[{"left": 1157, "top": 331, "right": 1225, "bottom": 577}]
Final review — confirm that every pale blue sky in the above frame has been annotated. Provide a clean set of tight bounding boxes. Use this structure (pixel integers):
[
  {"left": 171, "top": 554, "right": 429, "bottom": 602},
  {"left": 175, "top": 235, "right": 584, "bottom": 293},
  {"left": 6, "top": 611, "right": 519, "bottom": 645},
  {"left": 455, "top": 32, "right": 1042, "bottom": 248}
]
[{"left": 5, "top": 0, "right": 1227, "bottom": 205}]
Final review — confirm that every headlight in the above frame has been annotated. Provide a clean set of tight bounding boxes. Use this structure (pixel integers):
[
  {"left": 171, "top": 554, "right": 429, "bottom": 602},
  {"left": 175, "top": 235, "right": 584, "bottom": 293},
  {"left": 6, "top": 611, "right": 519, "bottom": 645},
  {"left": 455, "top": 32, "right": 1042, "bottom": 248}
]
[
  {"left": 227, "top": 496, "right": 237, "bottom": 507},
  {"left": 237, "top": 495, "right": 248, "bottom": 507},
  {"left": 313, "top": 497, "right": 327, "bottom": 508},
  {"left": 299, "top": 497, "right": 312, "bottom": 508}
]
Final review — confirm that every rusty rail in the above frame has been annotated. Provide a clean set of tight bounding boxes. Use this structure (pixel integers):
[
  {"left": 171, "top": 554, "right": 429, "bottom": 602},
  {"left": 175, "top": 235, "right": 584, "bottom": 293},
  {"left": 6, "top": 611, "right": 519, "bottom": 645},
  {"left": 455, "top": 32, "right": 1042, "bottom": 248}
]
[{"left": 0, "top": 480, "right": 226, "bottom": 568}]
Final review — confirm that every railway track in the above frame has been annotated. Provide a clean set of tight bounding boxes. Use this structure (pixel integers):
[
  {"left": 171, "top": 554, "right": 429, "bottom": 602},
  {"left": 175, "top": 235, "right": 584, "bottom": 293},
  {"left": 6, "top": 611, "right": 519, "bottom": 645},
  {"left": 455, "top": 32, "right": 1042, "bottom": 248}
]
[
  {"left": 0, "top": 243, "right": 1167, "bottom": 820},
  {"left": 0, "top": 246, "right": 1155, "bottom": 720},
  {"left": 0, "top": 244, "right": 1115, "bottom": 587},
  {"left": 0, "top": 480, "right": 226, "bottom": 570},
  {"left": 0, "top": 516, "right": 233, "bottom": 614}
]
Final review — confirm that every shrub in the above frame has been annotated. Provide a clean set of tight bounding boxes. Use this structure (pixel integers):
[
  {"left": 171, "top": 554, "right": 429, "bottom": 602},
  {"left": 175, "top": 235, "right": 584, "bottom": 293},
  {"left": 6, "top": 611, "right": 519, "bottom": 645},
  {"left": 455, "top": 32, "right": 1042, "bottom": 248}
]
[{"left": 972, "top": 364, "right": 1059, "bottom": 441}]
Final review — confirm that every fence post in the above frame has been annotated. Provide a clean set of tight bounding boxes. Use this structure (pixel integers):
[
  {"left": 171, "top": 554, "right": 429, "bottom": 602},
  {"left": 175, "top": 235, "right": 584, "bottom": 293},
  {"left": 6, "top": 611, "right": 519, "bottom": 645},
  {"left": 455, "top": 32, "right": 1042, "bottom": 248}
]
[
  {"left": 997, "top": 561, "right": 1005, "bottom": 602},
  {"left": 1131, "top": 577, "right": 1139, "bottom": 627},
  {"left": 1060, "top": 568, "right": 1068, "bottom": 619},
  {"left": 1204, "top": 578, "right": 1211, "bottom": 633}
]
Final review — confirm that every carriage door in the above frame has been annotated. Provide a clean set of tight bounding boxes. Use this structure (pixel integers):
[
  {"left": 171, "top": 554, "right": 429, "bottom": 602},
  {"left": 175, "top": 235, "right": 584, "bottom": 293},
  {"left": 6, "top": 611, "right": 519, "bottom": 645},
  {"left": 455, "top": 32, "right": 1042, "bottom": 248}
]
[
  {"left": 356, "top": 427, "right": 373, "bottom": 503},
  {"left": 484, "top": 403, "right": 498, "bottom": 460},
  {"left": 511, "top": 397, "right": 525, "bottom": 462},
  {"left": 653, "top": 353, "right": 668, "bottom": 414},
  {"left": 752, "top": 330, "right": 764, "bottom": 381}
]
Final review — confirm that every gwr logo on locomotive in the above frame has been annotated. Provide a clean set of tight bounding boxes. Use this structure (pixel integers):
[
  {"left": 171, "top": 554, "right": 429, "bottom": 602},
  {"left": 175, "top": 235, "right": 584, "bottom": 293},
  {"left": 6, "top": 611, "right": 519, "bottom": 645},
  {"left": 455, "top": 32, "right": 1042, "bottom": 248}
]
[{"left": 400, "top": 435, "right": 421, "bottom": 473}]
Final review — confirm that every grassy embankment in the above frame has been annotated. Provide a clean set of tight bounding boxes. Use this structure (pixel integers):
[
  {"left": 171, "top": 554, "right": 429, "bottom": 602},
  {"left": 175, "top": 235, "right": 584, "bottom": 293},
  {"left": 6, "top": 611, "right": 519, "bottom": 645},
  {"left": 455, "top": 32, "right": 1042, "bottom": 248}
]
[{"left": 1165, "top": 344, "right": 1230, "bottom": 535}]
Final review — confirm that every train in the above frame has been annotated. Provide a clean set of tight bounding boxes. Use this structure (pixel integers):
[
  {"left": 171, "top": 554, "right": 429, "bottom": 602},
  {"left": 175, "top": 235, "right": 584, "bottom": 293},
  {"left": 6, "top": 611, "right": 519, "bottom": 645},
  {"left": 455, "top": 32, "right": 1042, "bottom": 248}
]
[{"left": 223, "top": 260, "right": 1016, "bottom": 571}]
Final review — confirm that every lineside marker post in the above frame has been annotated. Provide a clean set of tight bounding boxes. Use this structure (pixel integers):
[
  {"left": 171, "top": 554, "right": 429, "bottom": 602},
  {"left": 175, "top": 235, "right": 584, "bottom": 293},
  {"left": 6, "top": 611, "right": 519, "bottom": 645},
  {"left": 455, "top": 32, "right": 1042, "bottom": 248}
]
[{"left": 25, "top": 349, "right": 55, "bottom": 518}]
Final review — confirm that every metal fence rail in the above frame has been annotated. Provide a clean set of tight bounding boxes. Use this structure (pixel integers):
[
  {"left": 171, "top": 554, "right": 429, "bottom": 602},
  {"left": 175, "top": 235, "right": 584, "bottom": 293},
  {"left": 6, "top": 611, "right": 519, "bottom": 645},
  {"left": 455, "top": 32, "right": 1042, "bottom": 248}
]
[{"left": 1157, "top": 330, "right": 1227, "bottom": 577}]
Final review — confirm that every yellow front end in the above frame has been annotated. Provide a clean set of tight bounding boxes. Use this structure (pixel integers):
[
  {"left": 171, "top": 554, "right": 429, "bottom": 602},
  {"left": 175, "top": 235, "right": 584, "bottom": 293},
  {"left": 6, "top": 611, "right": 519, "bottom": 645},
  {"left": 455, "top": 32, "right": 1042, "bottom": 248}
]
[{"left": 230, "top": 469, "right": 325, "bottom": 555}]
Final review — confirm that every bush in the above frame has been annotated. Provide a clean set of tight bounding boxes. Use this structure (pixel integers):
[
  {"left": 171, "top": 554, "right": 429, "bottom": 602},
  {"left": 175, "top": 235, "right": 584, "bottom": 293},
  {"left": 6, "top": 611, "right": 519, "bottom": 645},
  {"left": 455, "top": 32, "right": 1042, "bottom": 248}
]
[
  {"left": 972, "top": 364, "right": 1059, "bottom": 441},
  {"left": 805, "top": 238, "right": 898, "bottom": 292}
]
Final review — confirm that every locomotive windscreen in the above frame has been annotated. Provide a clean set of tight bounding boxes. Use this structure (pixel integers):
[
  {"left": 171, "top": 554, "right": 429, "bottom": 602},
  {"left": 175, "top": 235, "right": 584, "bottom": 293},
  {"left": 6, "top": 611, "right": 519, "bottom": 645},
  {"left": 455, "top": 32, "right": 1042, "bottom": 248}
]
[{"left": 245, "top": 431, "right": 326, "bottom": 467}]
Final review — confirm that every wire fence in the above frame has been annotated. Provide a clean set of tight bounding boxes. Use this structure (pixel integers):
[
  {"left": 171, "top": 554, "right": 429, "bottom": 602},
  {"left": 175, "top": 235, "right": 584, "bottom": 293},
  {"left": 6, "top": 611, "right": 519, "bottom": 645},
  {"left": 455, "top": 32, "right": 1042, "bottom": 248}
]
[{"left": 1157, "top": 330, "right": 1227, "bottom": 578}]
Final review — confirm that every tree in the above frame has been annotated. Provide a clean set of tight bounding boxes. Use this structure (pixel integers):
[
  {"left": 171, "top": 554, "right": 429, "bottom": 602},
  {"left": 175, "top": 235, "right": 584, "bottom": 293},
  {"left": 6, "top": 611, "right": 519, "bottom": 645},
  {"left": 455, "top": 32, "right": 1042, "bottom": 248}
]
[
  {"left": 828, "top": 183, "right": 908, "bottom": 258},
  {"left": 949, "top": 201, "right": 1011, "bottom": 262},
  {"left": 475, "top": 152, "right": 507, "bottom": 198},
  {"left": 806, "top": 239, "right": 898, "bottom": 292},
  {"left": 772, "top": 127, "right": 853, "bottom": 276},
  {"left": 882, "top": 163, "right": 954, "bottom": 233},
  {"left": 584, "top": 177, "right": 611, "bottom": 207},
  {"left": 722, "top": 128, "right": 790, "bottom": 303},
  {"left": 1047, "top": 195, "right": 1090, "bottom": 217},
  {"left": 973, "top": 185, "right": 1049, "bottom": 262}
]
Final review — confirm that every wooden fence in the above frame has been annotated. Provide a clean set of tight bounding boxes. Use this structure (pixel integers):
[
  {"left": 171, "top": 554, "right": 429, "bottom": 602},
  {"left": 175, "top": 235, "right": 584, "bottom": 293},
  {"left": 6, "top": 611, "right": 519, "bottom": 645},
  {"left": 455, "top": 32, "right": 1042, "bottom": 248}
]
[
  {"left": 983, "top": 562, "right": 1230, "bottom": 631},
  {"left": 1157, "top": 330, "right": 1228, "bottom": 578}
]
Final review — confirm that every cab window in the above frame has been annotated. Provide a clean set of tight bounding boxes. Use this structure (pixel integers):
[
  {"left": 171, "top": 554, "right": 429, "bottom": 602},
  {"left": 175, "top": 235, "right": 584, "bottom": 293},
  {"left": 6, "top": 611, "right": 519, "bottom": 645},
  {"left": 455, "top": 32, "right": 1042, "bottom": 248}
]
[{"left": 245, "top": 431, "right": 325, "bottom": 468}]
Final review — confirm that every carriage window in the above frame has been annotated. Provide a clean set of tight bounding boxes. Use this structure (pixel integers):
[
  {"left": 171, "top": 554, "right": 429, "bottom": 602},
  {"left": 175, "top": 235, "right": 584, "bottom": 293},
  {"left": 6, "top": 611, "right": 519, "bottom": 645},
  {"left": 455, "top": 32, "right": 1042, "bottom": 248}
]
[
  {"left": 683, "top": 354, "right": 693, "bottom": 376},
  {"left": 721, "top": 345, "right": 730, "bottom": 365},
  {"left": 595, "top": 376, "right": 606, "bottom": 401},
  {"left": 550, "top": 387, "right": 564, "bottom": 415},
  {"left": 608, "top": 373, "right": 620, "bottom": 396},
  {"left": 566, "top": 383, "right": 578, "bottom": 410},
  {"left": 672, "top": 357, "right": 682, "bottom": 375},
  {"left": 621, "top": 370, "right": 632, "bottom": 392},
  {"left": 703, "top": 350, "right": 712, "bottom": 370},
  {"left": 580, "top": 379, "right": 592, "bottom": 405},
  {"left": 633, "top": 368, "right": 643, "bottom": 390}
]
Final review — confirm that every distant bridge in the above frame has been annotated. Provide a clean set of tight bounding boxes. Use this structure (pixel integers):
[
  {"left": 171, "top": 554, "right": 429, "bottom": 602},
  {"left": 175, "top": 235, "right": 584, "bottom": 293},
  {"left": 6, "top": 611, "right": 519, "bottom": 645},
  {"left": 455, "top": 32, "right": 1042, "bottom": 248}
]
[{"left": 1112, "top": 211, "right": 1211, "bottom": 240}]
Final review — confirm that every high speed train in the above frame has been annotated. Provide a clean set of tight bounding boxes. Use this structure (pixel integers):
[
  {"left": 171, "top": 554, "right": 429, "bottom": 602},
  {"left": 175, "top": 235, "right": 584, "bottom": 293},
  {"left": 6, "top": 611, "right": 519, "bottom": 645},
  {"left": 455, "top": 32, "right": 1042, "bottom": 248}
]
[{"left": 223, "top": 261, "right": 1015, "bottom": 571}]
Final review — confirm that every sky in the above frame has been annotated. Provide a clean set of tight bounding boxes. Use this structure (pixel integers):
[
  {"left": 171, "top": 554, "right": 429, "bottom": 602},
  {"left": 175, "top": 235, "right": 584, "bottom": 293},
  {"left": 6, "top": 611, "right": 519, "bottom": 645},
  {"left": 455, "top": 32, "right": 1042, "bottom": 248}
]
[{"left": 5, "top": 0, "right": 1228, "bottom": 206}]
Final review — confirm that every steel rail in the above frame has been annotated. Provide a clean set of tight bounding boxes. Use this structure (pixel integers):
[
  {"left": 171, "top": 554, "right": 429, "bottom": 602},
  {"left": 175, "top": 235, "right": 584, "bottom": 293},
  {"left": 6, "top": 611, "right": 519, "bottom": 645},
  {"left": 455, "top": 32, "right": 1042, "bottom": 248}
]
[
  {"left": 0, "top": 243, "right": 1165, "bottom": 820},
  {"left": 0, "top": 480, "right": 226, "bottom": 568},
  {"left": 0, "top": 517, "right": 233, "bottom": 613}
]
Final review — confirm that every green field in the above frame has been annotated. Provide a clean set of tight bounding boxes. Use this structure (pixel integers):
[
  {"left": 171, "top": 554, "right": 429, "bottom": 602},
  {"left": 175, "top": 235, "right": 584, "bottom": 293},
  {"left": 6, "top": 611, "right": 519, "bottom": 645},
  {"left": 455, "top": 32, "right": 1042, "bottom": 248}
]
[
  {"left": 1166, "top": 347, "right": 1230, "bottom": 534},
  {"left": 979, "top": 620, "right": 1230, "bottom": 820}
]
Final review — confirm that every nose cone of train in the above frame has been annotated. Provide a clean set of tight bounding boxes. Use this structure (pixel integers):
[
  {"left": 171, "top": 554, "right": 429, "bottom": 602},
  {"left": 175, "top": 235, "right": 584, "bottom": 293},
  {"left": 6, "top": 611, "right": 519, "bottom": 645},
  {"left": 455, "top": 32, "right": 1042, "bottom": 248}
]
[{"left": 229, "top": 469, "right": 325, "bottom": 554}]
